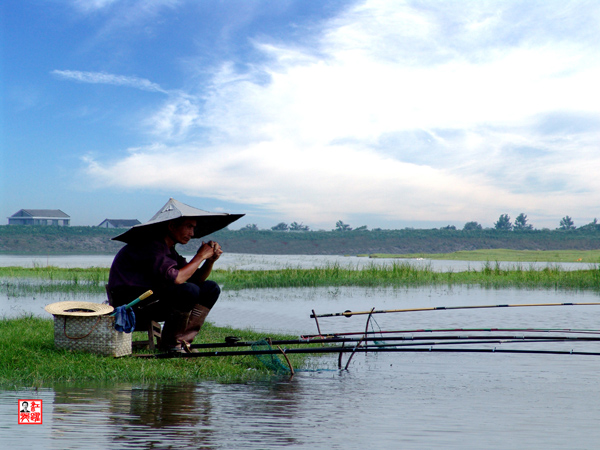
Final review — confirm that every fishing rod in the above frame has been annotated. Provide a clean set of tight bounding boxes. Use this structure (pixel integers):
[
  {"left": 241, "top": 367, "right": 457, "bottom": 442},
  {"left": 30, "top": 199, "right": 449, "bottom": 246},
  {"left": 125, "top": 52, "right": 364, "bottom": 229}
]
[
  {"left": 141, "top": 345, "right": 600, "bottom": 359},
  {"left": 311, "top": 302, "right": 600, "bottom": 319},
  {"left": 344, "top": 338, "right": 600, "bottom": 348},
  {"left": 188, "top": 334, "right": 600, "bottom": 350},
  {"left": 301, "top": 327, "right": 600, "bottom": 339}
]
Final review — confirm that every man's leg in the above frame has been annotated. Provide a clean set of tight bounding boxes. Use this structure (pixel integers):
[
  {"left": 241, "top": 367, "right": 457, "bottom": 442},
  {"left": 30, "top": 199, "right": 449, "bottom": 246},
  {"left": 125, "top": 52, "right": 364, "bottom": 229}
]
[
  {"left": 177, "top": 280, "right": 221, "bottom": 348},
  {"left": 159, "top": 280, "right": 220, "bottom": 351}
]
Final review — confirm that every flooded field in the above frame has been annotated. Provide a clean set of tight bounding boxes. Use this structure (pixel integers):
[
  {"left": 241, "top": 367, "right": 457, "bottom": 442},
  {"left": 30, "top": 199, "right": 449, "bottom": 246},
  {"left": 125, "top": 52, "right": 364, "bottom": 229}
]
[
  {"left": 2, "top": 256, "right": 600, "bottom": 449},
  {"left": 0, "top": 252, "right": 593, "bottom": 272}
]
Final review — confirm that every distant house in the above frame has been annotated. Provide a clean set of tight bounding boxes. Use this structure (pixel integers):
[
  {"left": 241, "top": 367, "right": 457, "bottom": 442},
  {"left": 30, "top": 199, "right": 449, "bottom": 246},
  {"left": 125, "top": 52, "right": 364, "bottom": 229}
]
[
  {"left": 8, "top": 209, "right": 70, "bottom": 226},
  {"left": 97, "top": 219, "right": 141, "bottom": 229}
]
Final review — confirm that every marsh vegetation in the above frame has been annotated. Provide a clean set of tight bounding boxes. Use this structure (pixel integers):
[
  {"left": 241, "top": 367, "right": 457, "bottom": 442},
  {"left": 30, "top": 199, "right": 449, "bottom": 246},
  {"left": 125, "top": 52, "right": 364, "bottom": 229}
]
[
  {"left": 2, "top": 255, "right": 600, "bottom": 298},
  {"left": 3, "top": 250, "right": 599, "bottom": 386}
]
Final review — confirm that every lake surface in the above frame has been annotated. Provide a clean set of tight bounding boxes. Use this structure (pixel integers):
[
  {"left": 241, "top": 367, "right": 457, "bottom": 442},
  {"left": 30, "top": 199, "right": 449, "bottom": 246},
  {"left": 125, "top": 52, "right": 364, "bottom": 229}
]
[{"left": 2, "top": 256, "right": 600, "bottom": 449}]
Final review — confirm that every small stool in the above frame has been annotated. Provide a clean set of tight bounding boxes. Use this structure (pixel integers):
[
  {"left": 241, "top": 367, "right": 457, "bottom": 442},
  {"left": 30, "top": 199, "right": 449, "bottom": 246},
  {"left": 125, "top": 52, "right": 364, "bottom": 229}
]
[
  {"left": 105, "top": 286, "right": 162, "bottom": 350},
  {"left": 132, "top": 320, "right": 162, "bottom": 351}
]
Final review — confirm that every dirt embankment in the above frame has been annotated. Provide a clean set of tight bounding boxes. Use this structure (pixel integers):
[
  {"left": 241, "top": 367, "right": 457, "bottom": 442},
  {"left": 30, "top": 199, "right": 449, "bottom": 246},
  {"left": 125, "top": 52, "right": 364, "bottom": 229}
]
[{"left": 2, "top": 226, "right": 598, "bottom": 255}]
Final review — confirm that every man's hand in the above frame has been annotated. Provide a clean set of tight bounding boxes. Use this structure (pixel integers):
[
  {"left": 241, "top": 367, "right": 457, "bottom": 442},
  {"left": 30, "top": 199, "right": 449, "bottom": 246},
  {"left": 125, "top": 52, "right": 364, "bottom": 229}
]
[
  {"left": 207, "top": 241, "right": 223, "bottom": 262},
  {"left": 176, "top": 241, "right": 217, "bottom": 284},
  {"left": 196, "top": 241, "right": 215, "bottom": 260}
]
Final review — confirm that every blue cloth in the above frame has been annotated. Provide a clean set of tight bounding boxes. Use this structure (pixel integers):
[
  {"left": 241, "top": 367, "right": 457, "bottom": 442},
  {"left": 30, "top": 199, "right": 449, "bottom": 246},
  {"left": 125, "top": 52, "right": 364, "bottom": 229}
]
[{"left": 113, "top": 306, "right": 136, "bottom": 333}]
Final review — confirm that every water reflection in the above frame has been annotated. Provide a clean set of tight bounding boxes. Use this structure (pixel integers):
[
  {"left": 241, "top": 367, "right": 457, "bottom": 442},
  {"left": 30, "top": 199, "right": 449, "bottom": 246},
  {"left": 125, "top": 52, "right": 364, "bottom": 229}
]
[
  {"left": 44, "top": 383, "right": 212, "bottom": 449},
  {"left": 117, "top": 384, "right": 214, "bottom": 449},
  {"left": 38, "top": 380, "right": 314, "bottom": 449},
  {"left": 212, "top": 380, "right": 309, "bottom": 448},
  {"left": 4, "top": 349, "right": 600, "bottom": 450}
]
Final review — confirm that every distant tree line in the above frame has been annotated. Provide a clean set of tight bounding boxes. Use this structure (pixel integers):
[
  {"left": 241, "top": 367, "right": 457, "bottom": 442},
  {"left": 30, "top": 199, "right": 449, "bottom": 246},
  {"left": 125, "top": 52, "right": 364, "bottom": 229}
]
[
  {"left": 488, "top": 213, "right": 592, "bottom": 232},
  {"left": 3, "top": 222, "right": 600, "bottom": 255},
  {"left": 239, "top": 214, "right": 600, "bottom": 233}
]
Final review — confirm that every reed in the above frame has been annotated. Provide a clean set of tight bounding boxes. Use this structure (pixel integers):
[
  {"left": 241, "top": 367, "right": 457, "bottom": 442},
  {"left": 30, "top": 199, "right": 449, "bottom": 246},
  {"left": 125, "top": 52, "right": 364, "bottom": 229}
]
[
  {"left": 0, "top": 316, "right": 310, "bottom": 388},
  {"left": 369, "top": 249, "right": 600, "bottom": 263},
  {"left": 211, "top": 262, "right": 600, "bottom": 291},
  {"left": 2, "top": 261, "right": 600, "bottom": 294},
  {"left": 0, "top": 265, "right": 108, "bottom": 279}
]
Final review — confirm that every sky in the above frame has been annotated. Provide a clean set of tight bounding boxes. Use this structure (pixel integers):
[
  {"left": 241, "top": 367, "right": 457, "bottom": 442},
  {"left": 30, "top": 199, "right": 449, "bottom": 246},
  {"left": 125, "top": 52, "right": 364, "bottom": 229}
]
[{"left": 2, "top": 0, "right": 600, "bottom": 231}]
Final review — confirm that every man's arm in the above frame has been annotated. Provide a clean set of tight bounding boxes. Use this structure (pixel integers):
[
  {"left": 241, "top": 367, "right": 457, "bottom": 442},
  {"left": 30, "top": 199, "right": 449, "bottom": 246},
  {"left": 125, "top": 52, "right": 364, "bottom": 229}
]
[
  {"left": 174, "top": 241, "right": 222, "bottom": 284},
  {"left": 194, "top": 241, "right": 223, "bottom": 281},
  {"left": 191, "top": 241, "right": 223, "bottom": 282}
]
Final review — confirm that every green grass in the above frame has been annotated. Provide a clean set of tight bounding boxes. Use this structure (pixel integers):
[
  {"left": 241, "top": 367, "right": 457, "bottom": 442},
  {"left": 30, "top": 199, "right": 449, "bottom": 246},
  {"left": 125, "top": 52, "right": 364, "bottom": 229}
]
[
  {"left": 0, "top": 316, "right": 312, "bottom": 389},
  {"left": 0, "top": 266, "right": 109, "bottom": 282},
  {"left": 2, "top": 260, "right": 600, "bottom": 294},
  {"left": 212, "top": 262, "right": 600, "bottom": 290},
  {"left": 367, "top": 249, "right": 600, "bottom": 263}
]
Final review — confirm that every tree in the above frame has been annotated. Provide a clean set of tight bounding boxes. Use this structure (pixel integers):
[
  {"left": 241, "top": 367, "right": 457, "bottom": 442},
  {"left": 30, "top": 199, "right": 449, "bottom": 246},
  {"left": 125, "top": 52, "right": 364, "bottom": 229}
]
[
  {"left": 271, "top": 222, "right": 289, "bottom": 231},
  {"left": 558, "top": 216, "right": 575, "bottom": 230},
  {"left": 463, "top": 221, "right": 482, "bottom": 231},
  {"left": 513, "top": 213, "right": 533, "bottom": 231},
  {"left": 494, "top": 214, "right": 512, "bottom": 231},
  {"left": 579, "top": 218, "right": 600, "bottom": 231},
  {"left": 240, "top": 223, "right": 259, "bottom": 231},
  {"left": 290, "top": 221, "right": 309, "bottom": 231},
  {"left": 441, "top": 225, "right": 456, "bottom": 230},
  {"left": 335, "top": 220, "right": 352, "bottom": 231}
]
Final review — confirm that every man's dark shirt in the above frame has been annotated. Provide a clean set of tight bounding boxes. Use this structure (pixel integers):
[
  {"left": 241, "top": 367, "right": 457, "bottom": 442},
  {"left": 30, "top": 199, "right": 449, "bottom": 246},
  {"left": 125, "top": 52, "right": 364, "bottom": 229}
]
[{"left": 108, "top": 239, "right": 188, "bottom": 293}]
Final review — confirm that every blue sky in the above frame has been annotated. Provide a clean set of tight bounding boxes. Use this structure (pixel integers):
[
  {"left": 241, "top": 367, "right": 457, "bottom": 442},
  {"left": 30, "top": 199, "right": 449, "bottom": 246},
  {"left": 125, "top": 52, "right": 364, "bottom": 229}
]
[{"left": 2, "top": 0, "right": 599, "bottom": 230}]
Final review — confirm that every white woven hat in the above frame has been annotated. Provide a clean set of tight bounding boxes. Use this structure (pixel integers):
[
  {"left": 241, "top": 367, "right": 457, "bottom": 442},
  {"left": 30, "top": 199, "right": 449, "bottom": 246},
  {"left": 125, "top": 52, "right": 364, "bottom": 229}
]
[{"left": 44, "top": 301, "right": 114, "bottom": 317}]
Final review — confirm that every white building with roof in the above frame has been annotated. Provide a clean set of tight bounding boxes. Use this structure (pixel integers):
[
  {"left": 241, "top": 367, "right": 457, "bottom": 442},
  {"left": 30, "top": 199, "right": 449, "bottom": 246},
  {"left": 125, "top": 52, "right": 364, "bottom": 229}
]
[
  {"left": 8, "top": 209, "right": 70, "bottom": 226},
  {"left": 97, "top": 219, "right": 141, "bottom": 228}
]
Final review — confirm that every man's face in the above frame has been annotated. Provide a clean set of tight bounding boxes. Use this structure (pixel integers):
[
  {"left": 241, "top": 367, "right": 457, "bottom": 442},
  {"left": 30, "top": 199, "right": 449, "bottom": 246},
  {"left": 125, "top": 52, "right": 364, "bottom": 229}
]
[{"left": 170, "top": 219, "right": 197, "bottom": 245}]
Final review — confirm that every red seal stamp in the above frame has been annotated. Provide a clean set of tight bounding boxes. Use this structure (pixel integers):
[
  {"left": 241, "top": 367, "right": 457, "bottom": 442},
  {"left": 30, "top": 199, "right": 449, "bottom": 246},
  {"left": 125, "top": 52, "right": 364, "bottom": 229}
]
[{"left": 18, "top": 399, "right": 43, "bottom": 424}]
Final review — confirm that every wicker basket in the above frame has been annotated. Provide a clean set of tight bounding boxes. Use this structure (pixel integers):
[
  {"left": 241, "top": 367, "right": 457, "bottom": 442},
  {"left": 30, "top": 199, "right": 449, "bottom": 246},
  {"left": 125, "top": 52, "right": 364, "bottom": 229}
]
[{"left": 53, "top": 314, "right": 132, "bottom": 357}]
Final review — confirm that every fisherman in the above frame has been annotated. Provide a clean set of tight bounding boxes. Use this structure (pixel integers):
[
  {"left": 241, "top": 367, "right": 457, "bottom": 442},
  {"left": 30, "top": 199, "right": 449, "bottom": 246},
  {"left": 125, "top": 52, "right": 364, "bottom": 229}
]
[{"left": 107, "top": 198, "right": 243, "bottom": 353}]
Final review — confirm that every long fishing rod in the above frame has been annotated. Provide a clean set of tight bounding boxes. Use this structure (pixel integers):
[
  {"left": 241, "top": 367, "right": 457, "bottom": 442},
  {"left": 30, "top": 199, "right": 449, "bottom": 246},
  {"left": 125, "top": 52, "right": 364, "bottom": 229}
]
[
  {"left": 301, "top": 327, "right": 600, "bottom": 339},
  {"left": 346, "top": 338, "right": 599, "bottom": 348},
  {"left": 311, "top": 302, "right": 600, "bottom": 319},
  {"left": 141, "top": 346, "right": 600, "bottom": 359},
  {"left": 188, "top": 334, "right": 600, "bottom": 350}
]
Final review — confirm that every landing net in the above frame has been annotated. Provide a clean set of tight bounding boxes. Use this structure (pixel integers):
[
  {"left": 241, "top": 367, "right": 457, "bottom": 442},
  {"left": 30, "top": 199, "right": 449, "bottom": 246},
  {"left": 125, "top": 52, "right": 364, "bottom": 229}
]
[{"left": 250, "top": 339, "right": 292, "bottom": 374}]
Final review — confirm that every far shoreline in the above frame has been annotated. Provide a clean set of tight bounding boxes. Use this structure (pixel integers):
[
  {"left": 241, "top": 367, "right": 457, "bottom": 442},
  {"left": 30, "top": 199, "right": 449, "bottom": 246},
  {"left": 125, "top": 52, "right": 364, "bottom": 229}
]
[{"left": 2, "top": 248, "right": 600, "bottom": 263}]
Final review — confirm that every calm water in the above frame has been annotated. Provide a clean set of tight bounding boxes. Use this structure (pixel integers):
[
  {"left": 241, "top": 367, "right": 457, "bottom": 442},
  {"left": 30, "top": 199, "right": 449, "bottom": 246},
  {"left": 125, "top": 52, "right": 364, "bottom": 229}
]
[{"left": 2, "top": 256, "right": 600, "bottom": 449}]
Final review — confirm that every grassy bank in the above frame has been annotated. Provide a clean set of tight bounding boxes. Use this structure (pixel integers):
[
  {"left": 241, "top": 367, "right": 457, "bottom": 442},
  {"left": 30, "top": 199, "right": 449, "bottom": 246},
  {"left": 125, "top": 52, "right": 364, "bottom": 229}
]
[
  {"left": 0, "top": 316, "right": 311, "bottom": 388},
  {"left": 2, "top": 261, "right": 600, "bottom": 295},
  {"left": 368, "top": 249, "right": 600, "bottom": 263}
]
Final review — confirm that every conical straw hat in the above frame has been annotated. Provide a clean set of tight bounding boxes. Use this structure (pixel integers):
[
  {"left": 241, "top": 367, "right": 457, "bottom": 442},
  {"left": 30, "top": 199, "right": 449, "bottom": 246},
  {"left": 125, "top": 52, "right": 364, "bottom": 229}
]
[
  {"left": 112, "top": 198, "right": 244, "bottom": 243},
  {"left": 44, "top": 301, "right": 114, "bottom": 317}
]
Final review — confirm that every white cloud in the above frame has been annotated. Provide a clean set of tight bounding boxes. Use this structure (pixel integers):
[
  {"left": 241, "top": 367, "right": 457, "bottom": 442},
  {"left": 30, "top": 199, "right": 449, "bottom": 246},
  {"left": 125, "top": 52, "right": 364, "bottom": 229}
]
[
  {"left": 72, "top": 0, "right": 120, "bottom": 13},
  {"left": 84, "top": 0, "right": 600, "bottom": 228},
  {"left": 52, "top": 70, "right": 169, "bottom": 94},
  {"left": 71, "top": 0, "right": 180, "bottom": 15},
  {"left": 144, "top": 95, "right": 201, "bottom": 139}
]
